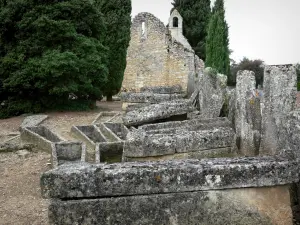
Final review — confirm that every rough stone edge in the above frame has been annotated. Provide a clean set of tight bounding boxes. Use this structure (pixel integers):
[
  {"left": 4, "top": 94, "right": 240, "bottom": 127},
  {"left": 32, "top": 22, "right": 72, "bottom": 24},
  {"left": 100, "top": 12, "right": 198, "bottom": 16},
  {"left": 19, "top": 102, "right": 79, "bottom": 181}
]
[
  {"left": 41, "top": 156, "right": 299, "bottom": 199},
  {"left": 51, "top": 142, "right": 87, "bottom": 168},
  {"left": 20, "top": 126, "right": 64, "bottom": 153},
  {"left": 92, "top": 111, "right": 120, "bottom": 125}
]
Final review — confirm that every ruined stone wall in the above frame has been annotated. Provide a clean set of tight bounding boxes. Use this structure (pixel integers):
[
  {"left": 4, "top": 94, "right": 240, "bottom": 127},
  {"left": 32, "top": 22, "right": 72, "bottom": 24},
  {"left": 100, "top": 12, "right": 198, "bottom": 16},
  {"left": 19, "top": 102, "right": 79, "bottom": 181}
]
[{"left": 122, "top": 12, "right": 203, "bottom": 94}]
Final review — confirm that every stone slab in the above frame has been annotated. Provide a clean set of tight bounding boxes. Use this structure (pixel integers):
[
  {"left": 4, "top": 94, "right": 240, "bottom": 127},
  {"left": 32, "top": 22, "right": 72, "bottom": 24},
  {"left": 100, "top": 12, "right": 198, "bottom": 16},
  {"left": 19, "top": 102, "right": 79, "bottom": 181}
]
[
  {"left": 120, "top": 92, "right": 184, "bottom": 103},
  {"left": 235, "top": 70, "right": 262, "bottom": 156},
  {"left": 124, "top": 127, "right": 235, "bottom": 157},
  {"left": 20, "top": 114, "right": 48, "bottom": 128},
  {"left": 140, "top": 85, "right": 182, "bottom": 94},
  {"left": 48, "top": 186, "right": 292, "bottom": 225},
  {"left": 260, "top": 65, "right": 297, "bottom": 155},
  {"left": 41, "top": 156, "right": 299, "bottom": 199},
  {"left": 198, "top": 68, "right": 227, "bottom": 118},
  {"left": 122, "top": 99, "right": 194, "bottom": 126},
  {"left": 139, "top": 117, "right": 232, "bottom": 132},
  {"left": 123, "top": 147, "right": 234, "bottom": 162}
]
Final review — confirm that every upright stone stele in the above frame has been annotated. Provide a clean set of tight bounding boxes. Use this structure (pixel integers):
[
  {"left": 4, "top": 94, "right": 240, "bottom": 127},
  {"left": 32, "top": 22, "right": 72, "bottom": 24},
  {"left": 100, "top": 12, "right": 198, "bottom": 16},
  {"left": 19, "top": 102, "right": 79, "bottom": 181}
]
[
  {"left": 260, "top": 65, "right": 297, "bottom": 155},
  {"left": 198, "top": 68, "right": 227, "bottom": 118},
  {"left": 235, "top": 70, "right": 262, "bottom": 156}
]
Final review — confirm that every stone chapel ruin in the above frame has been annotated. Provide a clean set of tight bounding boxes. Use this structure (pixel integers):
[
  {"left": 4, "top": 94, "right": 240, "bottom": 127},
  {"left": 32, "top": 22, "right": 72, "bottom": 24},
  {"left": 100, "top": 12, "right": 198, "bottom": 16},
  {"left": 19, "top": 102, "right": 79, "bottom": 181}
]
[
  {"left": 16, "top": 10, "right": 300, "bottom": 225},
  {"left": 122, "top": 10, "right": 204, "bottom": 96}
]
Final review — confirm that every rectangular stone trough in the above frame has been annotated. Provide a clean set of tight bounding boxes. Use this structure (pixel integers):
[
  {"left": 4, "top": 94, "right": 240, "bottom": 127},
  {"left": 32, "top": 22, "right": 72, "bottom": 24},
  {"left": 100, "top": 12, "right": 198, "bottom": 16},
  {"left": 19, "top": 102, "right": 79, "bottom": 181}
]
[
  {"left": 72, "top": 124, "right": 128, "bottom": 163},
  {"left": 102, "top": 122, "right": 129, "bottom": 140},
  {"left": 21, "top": 126, "right": 64, "bottom": 153},
  {"left": 71, "top": 125, "right": 107, "bottom": 162},
  {"left": 51, "top": 142, "right": 86, "bottom": 168},
  {"left": 41, "top": 156, "right": 299, "bottom": 225},
  {"left": 92, "top": 111, "right": 122, "bottom": 124},
  {"left": 123, "top": 118, "right": 236, "bottom": 161}
]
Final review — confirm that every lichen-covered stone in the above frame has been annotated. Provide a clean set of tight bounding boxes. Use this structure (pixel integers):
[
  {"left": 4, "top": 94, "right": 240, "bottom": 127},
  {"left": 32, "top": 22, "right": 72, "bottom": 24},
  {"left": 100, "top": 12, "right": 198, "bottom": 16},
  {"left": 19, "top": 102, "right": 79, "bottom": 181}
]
[
  {"left": 120, "top": 92, "right": 184, "bottom": 103},
  {"left": 235, "top": 70, "right": 262, "bottom": 156},
  {"left": 123, "top": 147, "right": 234, "bottom": 162},
  {"left": 20, "top": 114, "right": 48, "bottom": 128},
  {"left": 41, "top": 156, "right": 299, "bottom": 199},
  {"left": 284, "top": 109, "right": 300, "bottom": 158},
  {"left": 140, "top": 85, "right": 182, "bottom": 94},
  {"left": 260, "top": 65, "right": 297, "bottom": 155},
  {"left": 139, "top": 117, "right": 232, "bottom": 131},
  {"left": 124, "top": 126, "right": 235, "bottom": 157},
  {"left": 122, "top": 99, "right": 194, "bottom": 126},
  {"left": 198, "top": 68, "right": 227, "bottom": 118},
  {"left": 48, "top": 186, "right": 292, "bottom": 225}
]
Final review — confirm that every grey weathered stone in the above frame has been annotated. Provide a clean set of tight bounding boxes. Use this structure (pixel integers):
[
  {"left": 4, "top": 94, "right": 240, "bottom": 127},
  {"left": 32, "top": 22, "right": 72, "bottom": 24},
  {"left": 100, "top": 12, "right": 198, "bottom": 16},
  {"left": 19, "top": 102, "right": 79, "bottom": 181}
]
[
  {"left": 16, "top": 149, "right": 30, "bottom": 158},
  {"left": 122, "top": 99, "right": 194, "bottom": 126},
  {"left": 52, "top": 142, "right": 86, "bottom": 167},
  {"left": 227, "top": 87, "right": 236, "bottom": 126},
  {"left": 120, "top": 92, "right": 184, "bottom": 104},
  {"left": 140, "top": 85, "right": 183, "bottom": 94},
  {"left": 124, "top": 126, "right": 235, "bottom": 157},
  {"left": 20, "top": 126, "right": 64, "bottom": 153},
  {"left": 284, "top": 109, "right": 300, "bottom": 158},
  {"left": 139, "top": 117, "right": 232, "bottom": 131},
  {"left": 0, "top": 141, "right": 34, "bottom": 153},
  {"left": 95, "top": 142, "right": 124, "bottom": 164},
  {"left": 41, "top": 156, "right": 299, "bottom": 199},
  {"left": 125, "top": 102, "right": 151, "bottom": 112},
  {"left": 20, "top": 114, "right": 48, "bottom": 128},
  {"left": 198, "top": 68, "right": 227, "bottom": 118},
  {"left": 235, "top": 70, "right": 262, "bottom": 156},
  {"left": 260, "top": 65, "right": 297, "bottom": 155},
  {"left": 48, "top": 187, "right": 290, "bottom": 225},
  {"left": 123, "top": 147, "right": 234, "bottom": 162}
]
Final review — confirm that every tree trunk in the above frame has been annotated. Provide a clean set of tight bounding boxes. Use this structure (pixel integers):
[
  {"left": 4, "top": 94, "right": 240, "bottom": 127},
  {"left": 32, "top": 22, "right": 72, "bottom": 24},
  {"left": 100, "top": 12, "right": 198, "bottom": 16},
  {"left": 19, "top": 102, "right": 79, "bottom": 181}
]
[{"left": 106, "top": 94, "right": 113, "bottom": 102}]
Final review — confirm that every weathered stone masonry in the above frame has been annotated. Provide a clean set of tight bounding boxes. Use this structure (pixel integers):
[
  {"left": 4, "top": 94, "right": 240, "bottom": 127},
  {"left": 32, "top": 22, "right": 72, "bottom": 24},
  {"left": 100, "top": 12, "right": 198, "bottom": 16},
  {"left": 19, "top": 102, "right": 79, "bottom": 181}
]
[{"left": 122, "top": 11, "right": 204, "bottom": 95}]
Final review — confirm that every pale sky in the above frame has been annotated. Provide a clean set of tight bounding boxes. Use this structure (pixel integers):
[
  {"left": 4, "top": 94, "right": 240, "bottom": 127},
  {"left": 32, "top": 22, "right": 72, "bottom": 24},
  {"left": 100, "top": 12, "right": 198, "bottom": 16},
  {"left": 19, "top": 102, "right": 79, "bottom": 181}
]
[{"left": 131, "top": 0, "right": 300, "bottom": 65}]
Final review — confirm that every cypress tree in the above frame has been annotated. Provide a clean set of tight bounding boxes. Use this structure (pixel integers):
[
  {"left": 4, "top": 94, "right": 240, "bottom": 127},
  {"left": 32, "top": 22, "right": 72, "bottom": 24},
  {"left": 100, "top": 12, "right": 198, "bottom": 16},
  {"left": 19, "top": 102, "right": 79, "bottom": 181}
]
[
  {"left": 205, "top": 0, "right": 230, "bottom": 76},
  {"left": 171, "top": 0, "right": 211, "bottom": 60},
  {"left": 0, "top": 0, "right": 109, "bottom": 118},
  {"left": 95, "top": 0, "right": 132, "bottom": 101}
]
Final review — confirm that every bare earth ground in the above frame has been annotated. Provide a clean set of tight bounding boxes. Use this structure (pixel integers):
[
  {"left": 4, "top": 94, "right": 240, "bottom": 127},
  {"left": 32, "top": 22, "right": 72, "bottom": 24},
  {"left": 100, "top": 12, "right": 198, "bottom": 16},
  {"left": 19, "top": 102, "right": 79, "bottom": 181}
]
[{"left": 0, "top": 101, "right": 122, "bottom": 225}]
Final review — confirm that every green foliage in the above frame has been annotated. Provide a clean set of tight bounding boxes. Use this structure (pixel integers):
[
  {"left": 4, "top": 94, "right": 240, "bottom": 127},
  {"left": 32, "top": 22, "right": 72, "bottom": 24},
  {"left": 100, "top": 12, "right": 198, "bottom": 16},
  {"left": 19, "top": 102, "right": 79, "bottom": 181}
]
[
  {"left": 171, "top": 0, "right": 211, "bottom": 60},
  {"left": 205, "top": 0, "right": 230, "bottom": 77},
  {"left": 230, "top": 57, "right": 264, "bottom": 87},
  {"left": 95, "top": 0, "right": 132, "bottom": 100},
  {"left": 296, "top": 64, "right": 300, "bottom": 91},
  {"left": 0, "top": 0, "right": 109, "bottom": 118}
]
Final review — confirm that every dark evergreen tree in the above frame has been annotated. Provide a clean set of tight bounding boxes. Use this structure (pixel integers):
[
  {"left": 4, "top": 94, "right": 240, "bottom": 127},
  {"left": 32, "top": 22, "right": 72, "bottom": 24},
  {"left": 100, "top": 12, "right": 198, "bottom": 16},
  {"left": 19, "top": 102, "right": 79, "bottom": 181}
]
[
  {"left": 171, "top": 0, "right": 211, "bottom": 60},
  {"left": 205, "top": 0, "right": 230, "bottom": 77},
  {"left": 95, "top": 0, "right": 132, "bottom": 101},
  {"left": 296, "top": 64, "right": 300, "bottom": 91},
  {"left": 0, "top": 0, "right": 108, "bottom": 118},
  {"left": 230, "top": 57, "right": 265, "bottom": 87}
]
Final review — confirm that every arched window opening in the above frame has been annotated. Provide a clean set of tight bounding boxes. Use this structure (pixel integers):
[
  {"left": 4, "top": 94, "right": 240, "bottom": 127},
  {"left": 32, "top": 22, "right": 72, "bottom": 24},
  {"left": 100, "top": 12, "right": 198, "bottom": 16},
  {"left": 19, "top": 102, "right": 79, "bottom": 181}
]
[
  {"left": 173, "top": 17, "right": 178, "bottom": 28},
  {"left": 142, "top": 22, "right": 146, "bottom": 35}
]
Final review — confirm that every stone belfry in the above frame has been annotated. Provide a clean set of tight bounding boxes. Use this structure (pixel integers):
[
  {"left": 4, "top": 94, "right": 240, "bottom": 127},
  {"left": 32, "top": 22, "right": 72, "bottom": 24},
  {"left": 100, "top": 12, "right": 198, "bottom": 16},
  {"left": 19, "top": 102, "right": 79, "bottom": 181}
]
[{"left": 168, "top": 9, "right": 192, "bottom": 50}]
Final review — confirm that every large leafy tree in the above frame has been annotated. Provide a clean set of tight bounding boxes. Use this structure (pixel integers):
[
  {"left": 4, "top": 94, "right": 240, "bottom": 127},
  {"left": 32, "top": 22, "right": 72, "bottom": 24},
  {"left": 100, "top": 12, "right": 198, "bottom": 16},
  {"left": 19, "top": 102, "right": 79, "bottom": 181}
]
[
  {"left": 230, "top": 57, "right": 265, "bottom": 87},
  {"left": 95, "top": 0, "right": 131, "bottom": 101},
  {"left": 205, "top": 0, "right": 230, "bottom": 77},
  {"left": 171, "top": 0, "right": 211, "bottom": 60},
  {"left": 0, "top": 0, "right": 108, "bottom": 118}
]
